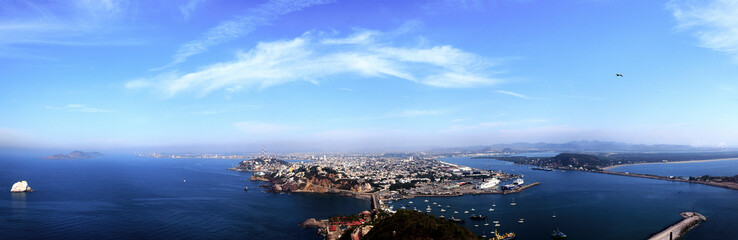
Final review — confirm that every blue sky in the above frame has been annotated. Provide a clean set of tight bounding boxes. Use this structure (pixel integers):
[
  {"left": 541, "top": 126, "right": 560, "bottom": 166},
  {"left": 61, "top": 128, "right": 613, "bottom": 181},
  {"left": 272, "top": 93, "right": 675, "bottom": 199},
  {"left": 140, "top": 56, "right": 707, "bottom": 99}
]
[{"left": 2, "top": 0, "right": 738, "bottom": 152}]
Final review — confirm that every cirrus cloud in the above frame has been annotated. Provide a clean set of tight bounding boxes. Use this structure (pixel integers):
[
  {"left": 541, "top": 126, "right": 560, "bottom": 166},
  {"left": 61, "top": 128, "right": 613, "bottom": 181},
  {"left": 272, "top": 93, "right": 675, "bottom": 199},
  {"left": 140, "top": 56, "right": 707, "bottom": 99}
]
[
  {"left": 669, "top": 0, "right": 738, "bottom": 59},
  {"left": 129, "top": 28, "right": 506, "bottom": 97}
]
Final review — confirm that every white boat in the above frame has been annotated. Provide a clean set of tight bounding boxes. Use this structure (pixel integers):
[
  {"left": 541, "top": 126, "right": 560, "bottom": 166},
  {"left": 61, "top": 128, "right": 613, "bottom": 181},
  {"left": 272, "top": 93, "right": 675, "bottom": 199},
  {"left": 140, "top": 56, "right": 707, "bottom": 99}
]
[
  {"left": 464, "top": 210, "right": 469, "bottom": 214},
  {"left": 471, "top": 208, "right": 476, "bottom": 212},
  {"left": 424, "top": 200, "right": 429, "bottom": 202},
  {"left": 454, "top": 211, "right": 459, "bottom": 214},
  {"left": 492, "top": 220, "right": 499, "bottom": 224},
  {"left": 440, "top": 209, "right": 446, "bottom": 212},
  {"left": 474, "top": 224, "right": 479, "bottom": 227},
  {"left": 409, "top": 201, "right": 413, "bottom": 204},
  {"left": 478, "top": 178, "right": 501, "bottom": 189},
  {"left": 552, "top": 211, "right": 557, "bottom": 218},
  {"left": 518, "top": 218, "right": 524, "bottom": 223},
  {"left": 488, "top": 208, "right": 495, "bottom": 212},
  {"left": 494, "top": 223, "right": 501, "bottom": 227},
  {"left": 513, "top": 178, "right": 524, "bottom": 185},
  {"left": 510, "top": 198, "right": 517, "bottom": 206}
]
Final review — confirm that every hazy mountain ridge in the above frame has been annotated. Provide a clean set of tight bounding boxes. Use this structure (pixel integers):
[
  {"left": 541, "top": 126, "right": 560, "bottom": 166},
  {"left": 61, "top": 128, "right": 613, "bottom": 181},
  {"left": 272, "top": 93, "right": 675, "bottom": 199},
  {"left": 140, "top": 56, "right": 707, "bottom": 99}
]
[
  {"left": 429, "top": 140, "right": 727, "bottom": 153},
  {"left": 42, "top": 151, "right": 103, "bottom": 160}
]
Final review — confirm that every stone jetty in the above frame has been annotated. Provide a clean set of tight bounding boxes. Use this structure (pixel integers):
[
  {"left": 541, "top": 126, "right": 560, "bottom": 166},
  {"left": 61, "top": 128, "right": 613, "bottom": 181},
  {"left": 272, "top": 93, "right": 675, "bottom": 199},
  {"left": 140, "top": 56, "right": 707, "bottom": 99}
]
[{"left": 648, "top": 212, "right": 706, "bottom": 240}]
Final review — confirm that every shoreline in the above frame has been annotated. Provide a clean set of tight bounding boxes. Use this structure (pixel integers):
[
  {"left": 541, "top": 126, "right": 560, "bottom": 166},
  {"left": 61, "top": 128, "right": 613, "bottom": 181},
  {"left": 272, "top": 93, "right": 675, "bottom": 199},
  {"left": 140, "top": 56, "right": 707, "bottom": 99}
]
[
  {"left": 602, "top": 157, "right": 738, "bottom": 170},
  {"left": 595, "top": 170, "right": 738, "bottom": 190}
]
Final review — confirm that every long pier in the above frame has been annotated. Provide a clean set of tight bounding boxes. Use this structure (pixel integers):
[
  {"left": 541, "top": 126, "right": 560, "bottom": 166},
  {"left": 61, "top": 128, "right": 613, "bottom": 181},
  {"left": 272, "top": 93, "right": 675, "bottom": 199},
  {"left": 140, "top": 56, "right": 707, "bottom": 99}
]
[{"left": 648, "top": 212, "right": 706, "bottom": 240}]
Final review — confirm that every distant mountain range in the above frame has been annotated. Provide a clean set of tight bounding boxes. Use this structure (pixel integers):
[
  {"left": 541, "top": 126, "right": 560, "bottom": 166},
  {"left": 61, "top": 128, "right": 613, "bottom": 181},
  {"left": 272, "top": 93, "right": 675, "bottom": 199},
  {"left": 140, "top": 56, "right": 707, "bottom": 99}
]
[
  {"left": 428, "top": 140, "right": 728, "bottom": 153},
  {"left": 42, "top": 151, "right": 103, "bottom": 160}
]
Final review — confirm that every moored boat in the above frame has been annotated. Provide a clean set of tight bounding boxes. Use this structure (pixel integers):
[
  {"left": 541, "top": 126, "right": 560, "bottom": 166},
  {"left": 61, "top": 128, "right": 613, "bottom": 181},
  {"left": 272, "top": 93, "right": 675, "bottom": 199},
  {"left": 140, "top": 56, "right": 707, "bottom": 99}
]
[
  {"left": 551, "top": 229, "right": 567, "bottom": 239},
  {"left": 491, "top": 229, "right": 516, "bottom": 240}
]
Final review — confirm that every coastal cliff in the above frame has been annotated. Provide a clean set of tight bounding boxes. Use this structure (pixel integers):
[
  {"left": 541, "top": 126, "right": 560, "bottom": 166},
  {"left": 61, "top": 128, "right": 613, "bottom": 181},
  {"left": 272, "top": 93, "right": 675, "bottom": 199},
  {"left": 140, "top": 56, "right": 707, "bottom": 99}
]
[
  {"left": 274, "top": 174, "right": 373, "bottom": 193},
  {"left": 248, "top": 165, "right": 373, "bottom": 194},
  {"left": 231, "top": 157, "right": 373, "bottom": 194}
]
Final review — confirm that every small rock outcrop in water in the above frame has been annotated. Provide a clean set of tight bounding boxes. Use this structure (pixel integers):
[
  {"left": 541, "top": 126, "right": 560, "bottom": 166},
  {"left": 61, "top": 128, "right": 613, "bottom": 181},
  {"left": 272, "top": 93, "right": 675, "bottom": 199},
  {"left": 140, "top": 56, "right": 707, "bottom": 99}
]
[
  {"left": 10, "top": 181, "right": 33, "bottom": 193},
  {"left": 243, "top": 187, "right": 248, "bottom": 191},
  {"left": 42, "top": 151, "right": 103, "bottom": 160}
]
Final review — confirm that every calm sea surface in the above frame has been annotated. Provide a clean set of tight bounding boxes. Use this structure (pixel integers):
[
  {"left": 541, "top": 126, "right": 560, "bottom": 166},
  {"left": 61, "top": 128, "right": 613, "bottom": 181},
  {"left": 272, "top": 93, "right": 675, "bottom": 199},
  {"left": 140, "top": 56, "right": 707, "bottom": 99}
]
[
  {"left": 0, "top": 155, "right": 367, "bottom": 239},
  {"left": 2, "top": 155, "right": 736, "bottom": 239}
]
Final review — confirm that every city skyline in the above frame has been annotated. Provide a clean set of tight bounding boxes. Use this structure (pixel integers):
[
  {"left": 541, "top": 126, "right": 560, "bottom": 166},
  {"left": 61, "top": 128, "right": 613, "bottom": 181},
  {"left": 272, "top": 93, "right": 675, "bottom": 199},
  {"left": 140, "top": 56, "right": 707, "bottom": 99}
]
[{"left": 2, "top": 0, "right": 738, "bottom": 152}]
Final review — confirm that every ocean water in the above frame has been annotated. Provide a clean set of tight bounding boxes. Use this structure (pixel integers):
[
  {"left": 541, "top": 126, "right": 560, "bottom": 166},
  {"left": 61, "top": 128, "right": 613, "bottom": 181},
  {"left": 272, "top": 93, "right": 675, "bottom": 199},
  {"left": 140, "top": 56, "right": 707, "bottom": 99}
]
[
  {"left": 391, "top": 157, "right": 738, "bottom": 240},
  {"left": 2, "top": 155, "right": 736, "bottom": 240},
  {"left": 0, "top": 155, "right": 368, "bottom": 239},
  {"left": 608, "top": 158, "right": 738, "bottom": 177}
]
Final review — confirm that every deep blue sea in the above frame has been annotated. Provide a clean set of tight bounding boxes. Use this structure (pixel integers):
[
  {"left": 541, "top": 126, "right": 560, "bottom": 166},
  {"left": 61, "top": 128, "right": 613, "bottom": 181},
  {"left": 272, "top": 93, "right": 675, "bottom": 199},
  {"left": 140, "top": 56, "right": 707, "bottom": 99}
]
[
  {"left": 0, "top": 155, "right": 368, "bottom": 239},
  {"left": 2, "top": 155, "right": 737, "bottom": 240}
]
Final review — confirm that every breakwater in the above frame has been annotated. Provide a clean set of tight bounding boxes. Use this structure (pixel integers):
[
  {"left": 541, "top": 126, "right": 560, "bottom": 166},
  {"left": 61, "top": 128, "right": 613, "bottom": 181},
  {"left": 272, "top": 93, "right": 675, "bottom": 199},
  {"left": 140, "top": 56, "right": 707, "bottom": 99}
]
[{"left": 647, "top": 212, "right": 706, "bottom": 240}]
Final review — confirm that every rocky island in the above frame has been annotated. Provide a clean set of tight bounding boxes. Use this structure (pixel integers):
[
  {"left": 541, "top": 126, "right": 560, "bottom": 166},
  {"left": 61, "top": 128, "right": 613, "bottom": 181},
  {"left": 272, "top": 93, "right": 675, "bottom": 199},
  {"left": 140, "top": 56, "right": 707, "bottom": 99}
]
[
  {"left": 42, "top": 151, "right": 103, "bottom": 160},
  {"left": 10, "top": 180, "right": 33, "bottom": 193}
]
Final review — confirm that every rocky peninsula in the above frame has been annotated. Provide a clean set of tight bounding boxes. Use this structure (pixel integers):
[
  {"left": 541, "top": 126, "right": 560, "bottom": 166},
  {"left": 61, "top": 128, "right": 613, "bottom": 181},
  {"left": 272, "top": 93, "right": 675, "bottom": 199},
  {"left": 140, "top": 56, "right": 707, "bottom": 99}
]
[{"left": 231, "top": 157, "right": 374, "bottom": 194}]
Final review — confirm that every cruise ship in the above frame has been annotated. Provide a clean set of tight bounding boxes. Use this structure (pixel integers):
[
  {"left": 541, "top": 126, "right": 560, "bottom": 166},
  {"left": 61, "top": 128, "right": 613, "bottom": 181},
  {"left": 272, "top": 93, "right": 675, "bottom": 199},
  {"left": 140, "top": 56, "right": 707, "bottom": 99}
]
[{"left": 479, "top": 178, "right": 501, "bottom": 189}]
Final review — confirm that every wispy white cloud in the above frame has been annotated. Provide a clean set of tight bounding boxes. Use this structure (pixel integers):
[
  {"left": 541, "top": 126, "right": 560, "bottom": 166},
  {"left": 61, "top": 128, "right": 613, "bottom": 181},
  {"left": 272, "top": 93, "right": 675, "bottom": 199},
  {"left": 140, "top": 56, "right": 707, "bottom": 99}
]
[
  {"left": 669, "top": 0, "right": 738, "bottom": 59},
  {"left": 495, "top": 90, "right": 536, "bottom": 100},
  {"left": 0, "top": 0, "right": 138, "bottom": 58},
  {"left": 46, "top": 104, "right": 114, "bottom": 113},
  {"left": 179, "top": 0, "right": 207, "bottom": 20},
  {"left": 160, "top": 0, "right": 335, "bottom": 69},
  {"left": 130, "top": 28, "right": 504, "bottom": 96}
]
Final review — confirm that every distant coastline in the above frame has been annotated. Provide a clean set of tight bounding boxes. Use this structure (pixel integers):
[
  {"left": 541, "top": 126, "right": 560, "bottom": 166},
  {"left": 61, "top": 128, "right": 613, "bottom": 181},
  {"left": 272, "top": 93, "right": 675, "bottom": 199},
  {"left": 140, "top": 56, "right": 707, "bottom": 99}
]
[
  {"left": 42, "top": 151, "right": 103, "bottom": 160},
  {"left": 603, "top": 157, "right": 738, "bottom": 170}
]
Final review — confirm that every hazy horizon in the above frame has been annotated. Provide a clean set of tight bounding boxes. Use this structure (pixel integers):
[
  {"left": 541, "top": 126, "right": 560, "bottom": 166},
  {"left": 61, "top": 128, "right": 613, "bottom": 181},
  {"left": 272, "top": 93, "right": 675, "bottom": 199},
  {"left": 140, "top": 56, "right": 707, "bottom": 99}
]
[{"left": 3, "top": 0, "right": 738, "bottom": 152}]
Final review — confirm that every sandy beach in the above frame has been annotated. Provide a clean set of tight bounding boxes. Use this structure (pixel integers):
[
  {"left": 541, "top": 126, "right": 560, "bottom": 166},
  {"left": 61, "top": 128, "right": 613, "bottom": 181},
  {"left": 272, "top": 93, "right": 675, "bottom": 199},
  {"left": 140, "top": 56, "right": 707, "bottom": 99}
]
[{"left": 603, "top": 158, "right": 738, "bottom": 170}]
